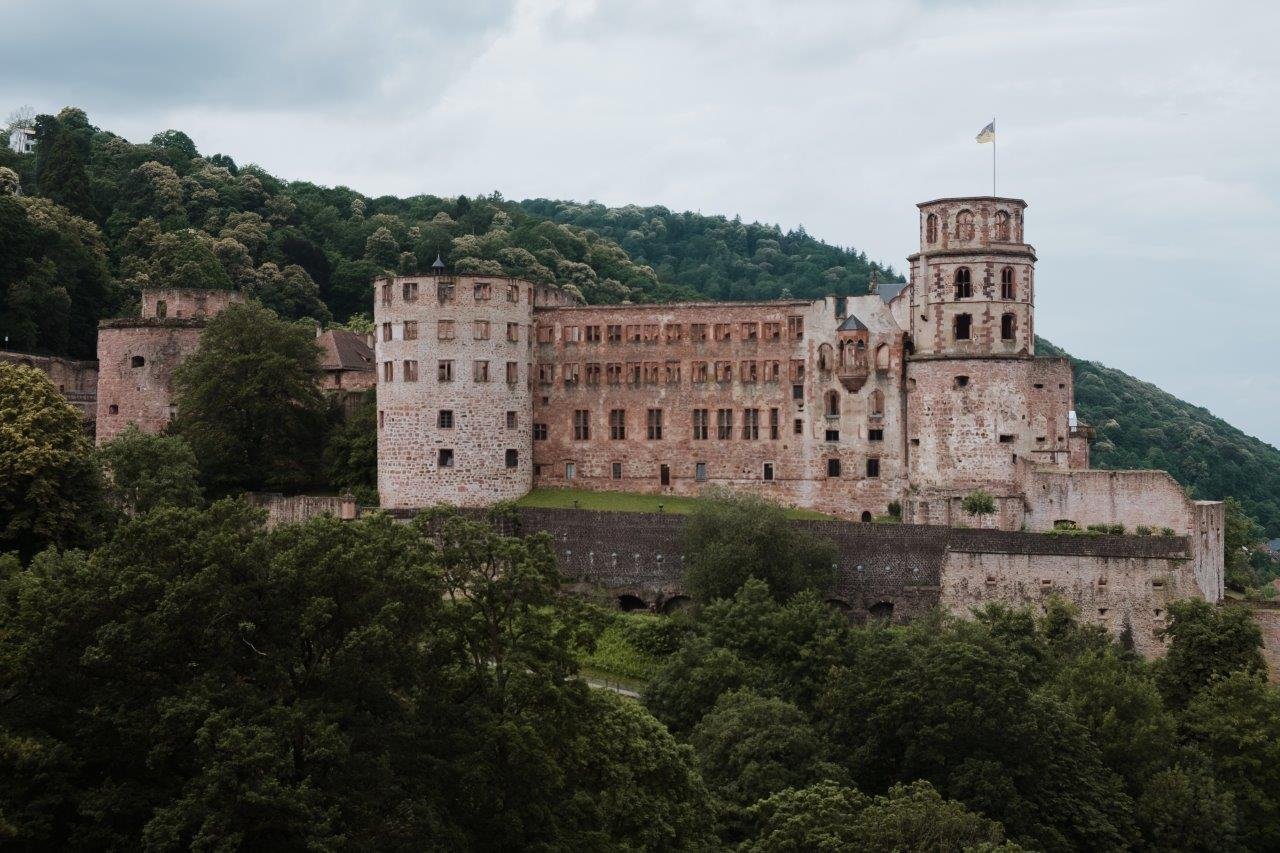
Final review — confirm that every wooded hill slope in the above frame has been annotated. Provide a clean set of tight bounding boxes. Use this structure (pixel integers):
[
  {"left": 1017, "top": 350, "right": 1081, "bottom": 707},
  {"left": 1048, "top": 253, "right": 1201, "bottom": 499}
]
[{"left": 2, "top": 107, "right": 1276, "bottom": 533}]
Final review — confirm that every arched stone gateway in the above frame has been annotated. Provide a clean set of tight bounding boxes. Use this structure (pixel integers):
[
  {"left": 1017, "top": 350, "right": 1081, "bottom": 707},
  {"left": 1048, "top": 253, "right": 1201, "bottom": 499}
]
[
  {"left": 868, "top": 600, "right": 895, "bottom": 623},
  {"left": 661, "top": 595, "right": 693, "bottom": 615}
]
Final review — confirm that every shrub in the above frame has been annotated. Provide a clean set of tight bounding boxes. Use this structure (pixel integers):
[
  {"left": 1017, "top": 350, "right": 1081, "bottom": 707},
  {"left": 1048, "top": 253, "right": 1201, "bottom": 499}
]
[{"left": 961, "top": 489, "right": 996, "bottom": 516}]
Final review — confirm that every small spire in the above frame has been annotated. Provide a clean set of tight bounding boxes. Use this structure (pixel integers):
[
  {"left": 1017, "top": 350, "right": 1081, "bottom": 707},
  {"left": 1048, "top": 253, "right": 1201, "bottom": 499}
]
[
  {"left": 432, "top": 254, "right": 446, "bottom": 271},
  {"left": 868, "top": 270, "right": 879, "bottom": 294}
]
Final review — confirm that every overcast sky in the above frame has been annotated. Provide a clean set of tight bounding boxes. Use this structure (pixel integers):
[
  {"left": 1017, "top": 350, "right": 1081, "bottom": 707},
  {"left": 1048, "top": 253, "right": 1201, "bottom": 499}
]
[{"left": 4, "top": 0, "right": 1278, "bottom": 445}]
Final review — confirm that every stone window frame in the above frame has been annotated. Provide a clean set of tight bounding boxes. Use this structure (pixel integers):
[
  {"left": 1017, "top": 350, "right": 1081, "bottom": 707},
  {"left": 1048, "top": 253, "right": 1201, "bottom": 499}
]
[
  {"left": 925, "top": 213, "right": 938, "bottom": 243},
  {"left": 691, "top": 361, "right": 709, "bottom": 383},
  {"left": 506, "top": 361, "right": 519, "bottom": 384},
  {"left": 642, "top": 362, "right": 660, "bottom": 385},
  {"left": 473, "top": 282, "right": 492, "bottom": 302},
  {"left": 869, "top": 428, "right": 884, "bottom": 442},
  {"left": 826, "top": 458, "right": 842, "bottom": 477},
  {"left": 715, "top": 361, "right": 733, "bottom": 383},
  {"left": 769, "top": 408, "right": 780, "bottom": 440},
  {"left": 437, "top": 282, "right": 455, "bottom": 304},
  {"left": 866, "top": 457, "right": 881, "bottom": 478},
  {"left": 626, "top": 324, "right": 643, "bottom": 343},
  {"left": 692, "top": 408, "right": 709, "bottom": 441},
  {"left": 741, "top": 321, "right": 759, "bottom": 341},
  {"left": 403, "top": 281, "right": 419, "bottom": 302},
  {"left": 383, "top": 361, "right": 394, "bottom": 381},
  {"left": 506, "top": 284, "right": 519, "bottom": 303},
  {"left": 1001, "top": 312, "right": 1016, "bottom": 341},
  {"left": 646, "top": 408, "right": 664, "bottom": 440},
  {"left": 505, "top": 449, "right": 519, "bottom": 469},
  {"left": 665, "top": 323, "right": 683, "bottom": 343},
  {"left": 713, "top": 323, "right": 732, "bottom": 342},
  {"left": 536, "top": 324, "right": 554, "bottom": 344},
  {"left": 381, "top": 283, "right": 393, "bottom": 306},
  {"left": 762, "top": 462, "right": 775, "bottom": 481},
  {"left": 563, "top": 325, "right": 582, "bottom": 344},
  {"left": 563, "top": 363, "right": 580, "bottom": 387},
  {"left": 403, "top": 360, "right": 418, "bottom": 382},
  {"left": 438, "top": 319, "right": 456, "bottom": 341},
  {"left": 953, "top": 314, "right": 972, "bottom": 341},
  {"left": 586, "top": 362, "right": 602, "bottom": 385},
  {"left": 664, "top": 360, "right": 681, "bottom": 385},
  {"left": 506, "top": 322, "right": 519, "bottom": 342},
  {"left": 506, "top": 410, "right": 518, "bottom": 429},
  {"left": 763, "top": 360, "right": 781, "bottom": 383},
  {"left": 611, "top": 462, "right": 623, "bottom": 480},
  {"left": 573, "top": 409, "right": 591, "bottom": 441},
  {"left": 131, "top": 355, "right": 145, "bottom": 368},
  {"left": 742, "top": 408, "right": 760, "bottom": 440},
  {"left": 382, "top": 322, "right": 393, "bottom": 342},
  {"left": 438, "top": 448, "right": 454, "bottom": 468},
  {"left": 585, "top": 325, "right": 602, "bottom": 343},
  {"left": 740, "top": 360, "right": 758, "bottom": 383},
  {"left": 437, "top": 360, "right": 453, "bottom": 382},
  {"left": 404, "top": 321, "right": 418, "bottom": 341},
  {"left": 794, "top": 418, "right": 803, "bottom": 435},
  {"left": 695, "top": 462, "right": 708, "bottom": 482},
  {"left": 474, "top": 320, "right": 491, "bottom": 341},
  {"left": 787, "top": 315, "right": 804, "bottom": 340},
  {"left": 533, "top": 423, "right": 548, "bottom": 441},
  {"left": 609, "top": 408, "right": 626, "bottom": 440},
  {"left": 473, "top": 360, "right": 490, "bottom": 383},
  {"left": 1000, "top": 266, "right": 1016, "bottom": 299},
  {"left": 953, "top": 267, "right": 972, "bottom": 299},
  {"left": 716, "top": 408, "right": 734, "bottom": 440},
  {"left": 606, "top": 362, "right": 623, "bottom": 385},
  {"left": 690, "top": 323, "right": 708, "bottom": 342},
  {"left": 626, "top": 362, "right": 642, "bottom": 384},
  {"left": 538, "top": 364, "right": 554, "bottom": 385},
  {"left": 607, "top": 324, "right": 622, "bottom": 343},
  {"left": 763, "top": 321, "right": 781, "bottom": 341},
  {"left": 438, "top": 410, "right": 454, "bottom": 429}
]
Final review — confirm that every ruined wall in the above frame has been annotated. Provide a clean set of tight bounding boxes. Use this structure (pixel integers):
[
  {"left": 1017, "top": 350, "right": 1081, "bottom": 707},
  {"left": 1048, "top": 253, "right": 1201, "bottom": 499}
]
[
  {"left": 0, "top": 350, "right": 97, "bottom": 423},
  {"left": 941, "top": 529, "right": 1195, "bottom": 657},
  {"left": 375, "top": 274, "right": 541, "bottom": 508},
  {"left": 1249, "top": 603, "right": 1280, "bottom": 683},
  {"left": 141, "top": 288, "right": 242, "bottom": 319},
  {"left": 94, "top": 320, "right": 203, "bottom": 443},
  {"left": 247, "top": 493, "right": 353, "bottom": 527},
  {"left": 529, "top": 295, "right": 907, "bottom": 522}
]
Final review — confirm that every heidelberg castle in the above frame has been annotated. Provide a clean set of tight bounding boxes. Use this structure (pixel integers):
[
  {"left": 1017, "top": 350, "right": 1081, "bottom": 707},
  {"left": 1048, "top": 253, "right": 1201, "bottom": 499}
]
[{"left": 372, "top": 195, "right": 1222, "bottom": 584}]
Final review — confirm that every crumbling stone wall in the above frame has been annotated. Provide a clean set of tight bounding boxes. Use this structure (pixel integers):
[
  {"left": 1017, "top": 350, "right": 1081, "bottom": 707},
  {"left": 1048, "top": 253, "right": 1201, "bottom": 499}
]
[
  {"left": 94, "top": 319, "right": 204, "bottom": 443},
  {"left": 0, "top": 349, "right": 97, "bottom": 424},
  {"left": 1249, "top": 603, "right": 1280, "bottom": 683}
]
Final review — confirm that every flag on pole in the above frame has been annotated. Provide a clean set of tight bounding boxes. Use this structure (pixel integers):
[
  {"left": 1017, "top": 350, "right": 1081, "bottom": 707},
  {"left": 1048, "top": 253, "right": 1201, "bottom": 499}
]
[{"left": 976, "top": 120, "right": 995, "bottom": 144}]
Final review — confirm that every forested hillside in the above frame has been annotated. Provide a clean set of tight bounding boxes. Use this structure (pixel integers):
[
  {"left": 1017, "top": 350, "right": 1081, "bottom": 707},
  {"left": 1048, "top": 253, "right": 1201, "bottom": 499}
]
[{"left": 2, "top": 106, "right": 1277, "bottom": 533}]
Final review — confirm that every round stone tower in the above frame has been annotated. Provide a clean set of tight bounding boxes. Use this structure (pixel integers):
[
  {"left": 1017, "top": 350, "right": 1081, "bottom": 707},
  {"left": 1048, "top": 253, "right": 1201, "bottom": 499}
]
[
  {"left": 907, "top": 197, "right": 1034, "bottom": 358},
  {"left": 375, "top": 270, "right": 552, "bottom": 508}
]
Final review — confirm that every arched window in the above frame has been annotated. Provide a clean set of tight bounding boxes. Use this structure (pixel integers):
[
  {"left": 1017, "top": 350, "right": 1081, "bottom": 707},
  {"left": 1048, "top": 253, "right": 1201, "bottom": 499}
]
[
  {"left": 925, "top": 213, "right": 938, "bottom": 243},
  {"left": 1000, "top": 267, "right": 1015, "bottom": 300},
  {"left": 826, "top": 390, "right": 840, "bottom": 417},
  {"left": 874, "top": 343, "right": 889, "bottom": 370},
  {"left": 954, "top": 267, "right": 972, "bottom": 299},
  {"left": 869, "top": 388, "right": 884, "bottom": 415},
  {"left": 956, "top": 209, "right": 975, "bottom": 241},
  {"left": 994, "top": 210, "right": 1011, "bottom": 241},
  {"left": 818, "top": 343, "right": 834, "bottom": 372},
  {"left": 1001, "top": 313, "right": 1016, "bottom": 341}
]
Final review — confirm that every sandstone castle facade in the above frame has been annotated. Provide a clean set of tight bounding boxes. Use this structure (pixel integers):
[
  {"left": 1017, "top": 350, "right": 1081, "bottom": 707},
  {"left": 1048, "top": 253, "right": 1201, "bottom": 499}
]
[{"left": 373, "top": 196, "right": 1224, "bottom": 602}]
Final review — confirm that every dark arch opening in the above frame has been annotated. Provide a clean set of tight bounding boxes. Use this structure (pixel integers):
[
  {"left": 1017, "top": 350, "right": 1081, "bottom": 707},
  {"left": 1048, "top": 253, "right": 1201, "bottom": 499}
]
[
  {"left": 131, "top": 355, "right": 145, "bottom": 368},
  {"left": 826, "top": 599, "right": 852, "bottom": 613},
  {"left": 860, "top": 511, "right": 873, "bottom": 523},
  {"left": 868, "top": 601, "right": 894, "bottom": 623},
  {"left": 662, "top": 595, "right": 693, "bottom": 615},
  {"left": 954, "top": 267, "right": 972, "bottom": 299},
  {"left": 617, "top": 594, "right": 647, "bottom": 613}
]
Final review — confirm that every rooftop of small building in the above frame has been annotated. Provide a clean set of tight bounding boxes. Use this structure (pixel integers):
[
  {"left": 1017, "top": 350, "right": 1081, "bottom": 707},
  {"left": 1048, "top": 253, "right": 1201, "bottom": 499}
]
[{"left": 318, "top": 329, "right": 375, "bottom": 373}]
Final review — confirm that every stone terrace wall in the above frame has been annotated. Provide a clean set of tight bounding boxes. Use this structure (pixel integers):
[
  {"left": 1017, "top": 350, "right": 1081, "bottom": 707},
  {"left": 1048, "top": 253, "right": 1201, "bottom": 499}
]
[
  {"left": 247, "top": 493, "right": 349, "bottom": 527},
  {"left": 1249, "top": 603, "right": 1280, "bottom": 683}
]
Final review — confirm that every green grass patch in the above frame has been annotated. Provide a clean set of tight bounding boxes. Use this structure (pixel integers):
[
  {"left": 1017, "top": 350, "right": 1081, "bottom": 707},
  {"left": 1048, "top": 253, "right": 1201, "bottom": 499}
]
[{"left": 516, "top": 487, "right": 833, "bottom": 520}]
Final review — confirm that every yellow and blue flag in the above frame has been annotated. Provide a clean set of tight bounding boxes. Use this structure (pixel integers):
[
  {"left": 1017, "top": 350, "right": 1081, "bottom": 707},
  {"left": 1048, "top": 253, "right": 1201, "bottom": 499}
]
[{"left": 976, "top": 121, "right": 995, "bottom": 143}]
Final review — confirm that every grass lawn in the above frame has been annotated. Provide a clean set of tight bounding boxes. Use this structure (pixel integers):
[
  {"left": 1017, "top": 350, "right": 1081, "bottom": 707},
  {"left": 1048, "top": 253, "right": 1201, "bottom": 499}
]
[{"left": 515, "top": 487, "right": 833, "bottom": 520}]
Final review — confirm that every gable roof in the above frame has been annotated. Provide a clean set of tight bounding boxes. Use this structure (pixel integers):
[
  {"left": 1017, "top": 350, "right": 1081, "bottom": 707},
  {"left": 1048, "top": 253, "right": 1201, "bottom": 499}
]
[
  {"left": 838, "top": 314, "right": 868, "bottom": 332},
  {"left": 877, "top": 282, "right": 906, "bottom": 303},
  {"left": 318, "top": 329, "right": 375, "bottom": 372}
]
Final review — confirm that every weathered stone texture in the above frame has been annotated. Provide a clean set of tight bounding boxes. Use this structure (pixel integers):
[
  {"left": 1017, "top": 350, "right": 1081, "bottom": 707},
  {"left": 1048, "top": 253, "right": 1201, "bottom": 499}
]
[
  {"left": 0, "top": 349, "right": 97, "bottom": 424},
  {"left": 94, "top": 322, "right": 203, "bottom": 443}
]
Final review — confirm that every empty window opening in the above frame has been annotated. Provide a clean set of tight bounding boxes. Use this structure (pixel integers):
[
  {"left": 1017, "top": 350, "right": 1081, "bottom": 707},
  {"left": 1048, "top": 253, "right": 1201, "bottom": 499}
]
[
  {"left": 999, "top": 434, "right": 1015, "bottom": 443},
  {"left": 1001, "top": 313, "right": 1016, "bottom": 341},
  {"left": 438, "top": 448, "right": 454, "bottom": 468},
  {"left": 155, "top": 300, "right": 167, "bottom": 318},
  {"left": 869, "top": 429, "right": 884, "bottom": 441},
  {"left": 505, "top": 449, "right": 519, "bottom": 468},
  {"left": 994, "top": 210, "right": 1011, "bottom": 241},
  {"left": 955, "top": 209, "right": 975, "bottom": 241},
  {"left": 506, "top": 411, "right": 517, "bottom": 429},
  {"left": 647, "top": 409, "right": 664, "bottom": 440},
  {"left": 792, "top": 384, "right": 804, "bottom": 401},
  {"left": 763, "top": 462, "right": 774, "bottom": 481},
  {"left": 825, "top": 429, "right": 840, "bottom": 442},
  {"left": 825, "top": 390, "right": 840, "bottom": 417},
  {"left": 827, "top": 458, "right": 842, "bottom": 477},
  {"left": 612, "top": 462, "right": 623, "bottom": 480},
  {"left": 794, "top": 418, "right": 804, "bottom": 435},
  {"left": 533, "top": 423, "right": 547, "bottom": 441},
  {"left": 695, "top": 461, "right": 707, "bottom": 482},
  {"left": 573, "top": 409, "right": 590, "bottom": 441},
  {"left": 131, "top": 355, "right": 145, "bottom": 368},
  {"left": 692, "top": 408, "right": 709, "bottom": 441},
  {"left": 954, "top": 375, "right": 969, "bottom": 388},
  {"left": 954, "top": 267, "right": 972, "bottom": 299},
  {"left": 953, "top": 314, "right": 972, "bottom": 340},
  {"left": 565, "top": 462, "right": 576, "bottom": 480},
  {"left": 1001, "top": 266, "right": 1015, "bottom": 299},
  {"left": 861, "top": 511, "right": 873, "bottom": 523},
  {"left": 866, "top": 457, "right": 880, "bottom": 478}
]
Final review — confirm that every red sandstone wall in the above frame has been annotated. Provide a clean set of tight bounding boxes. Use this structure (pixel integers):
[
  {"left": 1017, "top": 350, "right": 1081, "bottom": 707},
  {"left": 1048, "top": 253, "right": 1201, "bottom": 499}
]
[
  {"left": 141, "top": 288, "right": 243, "bottom": 319},
  {"left": 1250, "top": 604, "right": 1280, "bottom": 683},
  {"left": 0, "top": 350, "right": 97, "bottom": 422},
  {"left": 95, "top": 322, "right": 203, "bottom": 443}
]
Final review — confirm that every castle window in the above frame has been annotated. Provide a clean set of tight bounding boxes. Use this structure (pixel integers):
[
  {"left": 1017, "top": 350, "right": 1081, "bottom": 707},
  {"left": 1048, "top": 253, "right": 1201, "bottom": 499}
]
[
  {"left": 506, "top": 361, "right": 518, "bottom": 383},
  {"left": 612, "top": 462, "right": 623, "bottom": 479},
  {"left": 403, "top": 360, "right": 418, "bottom": 382},
  {"left": 741, "top": 360, "right": 758, "bottom": 383},
  {"left": 827, "top": 458, "right": 842, "bottom": 477},
  {"left": 506, "top": 284, "right": 518, "bottom": 303},
  {"left": 473, "top": 360, "right": 489, "bottom": 382},
  {"left": 665, "top": 361, "right": 681, "bottom": 384},
  {"left": 644, "top": 324, "right": 659, "bottom": 342},
  {"left": 586, "top": 362, "right": 601, "bottom": 384},
  {"left": 473, "top": 282, "right": 491, "bottom": 301},
  {"left": 108, "top": 404, "right": 119, "bottom": 415},
  {"left": 606, "top": 362, "right": 623, "bottom": 384},
  {"left": 538, "top": 364, "right": 554, "bottom": 385},
  {"left": 383, "top": 361, "right": 394, "bottom": 381},
  {"left": 691, "top": 323, "right": 708, "bottom": 341},
  {"left": 403, "top": 281, "right": 419, "bottom": 302},
  {"left": 764, "top": 360, "right": 780, "bottom": 382},
  {"left": 626, "top": 325, "right": 642, "bottom": 343},
  {"left": 911, "top": 437, "right": 920, "bottom": 445},
  {"left": 818, "top": 343, "right": 834, "bottom": 372},
  {"left": 790, "top": 359, "right": 805, "bottom": 381},
  {"left": 866, "top": 457, "right": 880, "bottom": 478},
  {"left": 825, "top": 390, "right": 840, "bottom": 417},
  {"left": 794, "top": 418, "right": 804, "bottom": 435},
  {"left": 474, "top": 320, "right": 490, "bottom": 341},
  {"left": 665, "top": 323, "right": 683, "bottom": 342},
  {"left": 793, "top": 384, "right": 804, "bottom": 400},
  {"left": 438, "top": 360, "right": 453, "bottom": 382},
  {"left": 438, "top": 410, "right": 453, "bottom": 428},
  {"left": 954, "top": 267, "right": 972, "bottom": 299},
  {"left": 155, "top": 300, "right": 167, "bottom": 318},
  {"left": 925, "top": 213, "right": 938, "bottom": 243},
  {"left": 999, "top": 434, "right": 1014, "bottom": 443},
  {"left": 506, "top": 322, "right": 519, "bottom": 342},
  {"left": 573, "top": 409, "right": 590, "bottom": 441},
  {"left": 506, "top": 410, "right": 517, "bottom": 429},
  {"left": 131, "top": 356, "right": 145, "bottom": 368},
  {"left": 585, "top": 325, "right": 602, "bottom": 343},
  {"left": 643, "top": 362, "right": 660, "bottom": 384},
  {"left": 716, "top": 408, "right": 734, "bottom": 440},
  {"left": 505, "top": 449, "right": 519, "bottom": 469},
  {"left": 1001, "top": 313, "right": 1016, "bottom": 341},
  {"left": 533, "top": 423, "right": 547, "bottom": 440},
  {"left": 609, "top": 408, "right": 626, "bottom": 440},
  {"left": 763, "top": 462, "right": 774, "bottom": 481},
  {"left": 715, "top": 361, "right": 733, "bottom": 382},
  {"left": 742, "top": 322, "right": 759, "bottom": 341},
  {"left": 565, "top": 462, "right": 576, "bottom": 480},
  {"left": 788, "top": 315, "right": 804, "bottom": 340},
  {"left": 438, "top": 320, "right": 455, "bottom": 340},
  {"left": 563, "top": 363, "right": 580, "bottom": 386},
  {"left": 626, "top": 362, "right": 641, "bottom": 384},
  {"left": 692, "top": 409, "right": 709, "bottom": 440},
  {"left": 764, "top": 321, "right": 781, "bottom": 341},
  {"left": 404, "top": 321, "right": 418, "bottom": 340},
  {"left": 742, "top": 408, "right": 760, "bottom": 440},
  {"left": 869, "top": 428, "right": 884, "bottom": 441},
  {"left": 1001, "top": 267, "right": 1015, "bottom": 299},
  {"left": 954, "top": 375, "right": 969, "bottom": 388},
  {"left": 713, "top": 323, "right": 731, "bottom": 341},
  {"left": 862, "top": 511, "right": 874, "bottom": 523},
  {"left": 994, "top": 210, "right": 1011, "bottom": 242},
  {"left": 607, "top": 324, "right": 622, "bottom": 343},
  {"left": 438, "top": 448, "right": 454, "bottom": 468},
  {"left": 378, "top": 410, "right": 385, "bottom": 429},
  {"left": 536, "top": 324, "right": 553, "bottom": 344},
  {"left": 646, "top": 409, "right": 664, "bottom": 440},
  {"left": 690, "top": 461, "right": 706, "bottom": 482},
  {"left": 691, "top": 361, "right": 709, "bottom": 383},
  {"left": 437, "top": 282, "right": 454, "bottom": 304},
  {"left": 956, "top": 209, "right": 975, "bottom": 241},
  {"left": 825, "top": 429, "right": 840, "bottom": 442},
  {"left": 953, "top": 314, "right": 972, "bottom": 340},
  {"left": 563, "top": 325, "right": 581, "bottom": 344},
  {"left": 381, "top": 283, "right": 392, "bottom": 306},
  {"left": 870, "top": 389, "right": 884, "bottom": 416},
  {"left": 769, "top": 408, "right": 780, "bottom": 439}
]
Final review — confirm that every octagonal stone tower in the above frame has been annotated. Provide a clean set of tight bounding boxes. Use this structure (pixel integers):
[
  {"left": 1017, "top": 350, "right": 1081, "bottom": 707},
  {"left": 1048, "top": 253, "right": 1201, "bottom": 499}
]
[{"left": 375, "top": 269, "right": 578, "bottom": 508}]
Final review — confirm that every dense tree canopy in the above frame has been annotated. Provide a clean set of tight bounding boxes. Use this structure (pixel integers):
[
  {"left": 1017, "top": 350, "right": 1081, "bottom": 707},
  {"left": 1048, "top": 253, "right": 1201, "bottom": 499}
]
[{"left": 96, "top": 425, "right": 202, "bottom": 516}]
